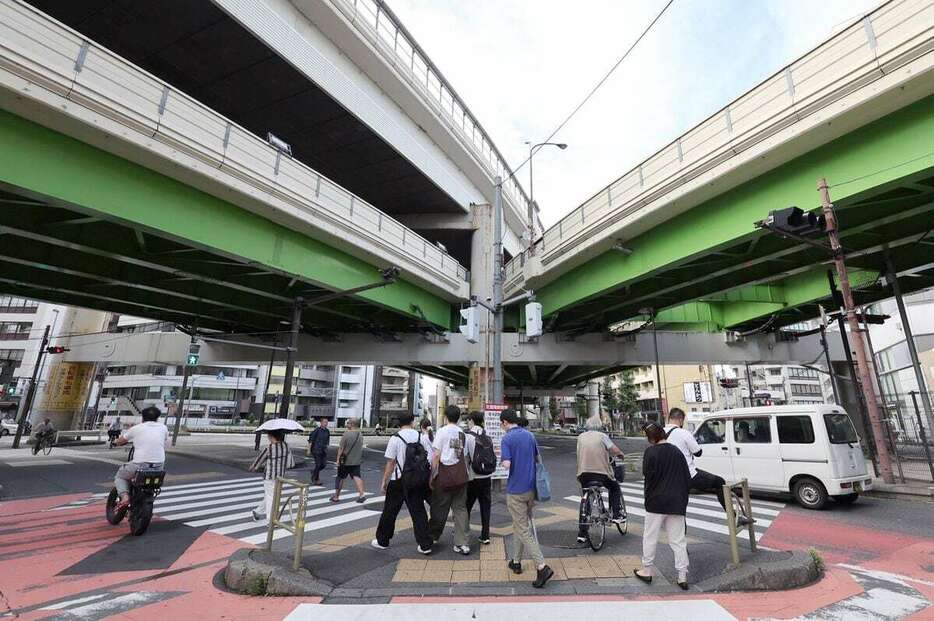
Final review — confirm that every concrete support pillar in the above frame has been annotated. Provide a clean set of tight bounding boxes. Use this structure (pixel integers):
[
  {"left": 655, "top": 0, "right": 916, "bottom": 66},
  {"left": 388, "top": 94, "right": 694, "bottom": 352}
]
[
  {"left": 470, "top": 203, "right": 493, "bottom": 406},
  {"left": 586, "top": 380, "right": 600, "bottom": 419},
  {"left": 36, "top": 307, "right": 108, "bottom": 430}
]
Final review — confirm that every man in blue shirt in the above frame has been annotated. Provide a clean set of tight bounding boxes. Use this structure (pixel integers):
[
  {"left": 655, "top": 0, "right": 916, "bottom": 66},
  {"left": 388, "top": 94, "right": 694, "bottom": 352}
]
[{"left": 499, "top": 409, "right": 553, "bottom": 588}]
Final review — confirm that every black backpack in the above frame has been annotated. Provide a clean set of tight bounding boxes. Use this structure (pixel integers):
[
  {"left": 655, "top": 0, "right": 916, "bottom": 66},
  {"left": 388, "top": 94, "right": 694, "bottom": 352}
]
[
  {"left": 395, "top": 433, "right": 431, "bottom": 491},
  {"left": 467, "top": 429, "right": 497, "bottom": 476}
]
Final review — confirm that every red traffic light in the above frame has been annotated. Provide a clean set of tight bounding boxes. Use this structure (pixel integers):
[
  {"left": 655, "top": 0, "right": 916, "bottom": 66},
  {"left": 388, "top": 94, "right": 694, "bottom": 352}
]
[{"left": 46, "top": 346, "right": 70, "bottom": 354}]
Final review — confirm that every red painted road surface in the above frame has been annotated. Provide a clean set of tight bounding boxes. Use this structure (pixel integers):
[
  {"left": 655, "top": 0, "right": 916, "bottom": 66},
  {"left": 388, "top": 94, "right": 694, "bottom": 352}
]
[{"left": 2, "top": 492, "right": 932, "bottom": 619}]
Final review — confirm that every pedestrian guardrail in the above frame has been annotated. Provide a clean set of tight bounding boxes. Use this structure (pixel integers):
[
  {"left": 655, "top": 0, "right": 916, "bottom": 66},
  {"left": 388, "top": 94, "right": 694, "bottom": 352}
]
[
  {"left": 723, "top": 478, "right": 756, "bottom": 565},
  {"left": 265, "top": 476, "right": 309, "bottom": 571}
]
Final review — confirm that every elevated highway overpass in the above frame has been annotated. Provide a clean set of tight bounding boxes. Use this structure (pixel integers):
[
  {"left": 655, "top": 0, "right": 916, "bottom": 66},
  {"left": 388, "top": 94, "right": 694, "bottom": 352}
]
[
  {"left": 505, "top": 0, "right": 934, "bottom": 336},
  {"left": 0, "top": 0, "right": 932, "bottom": 394}
]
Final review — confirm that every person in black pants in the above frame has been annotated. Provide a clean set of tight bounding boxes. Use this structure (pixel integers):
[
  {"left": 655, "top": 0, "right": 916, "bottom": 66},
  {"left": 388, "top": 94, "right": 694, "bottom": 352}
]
[
  {"left": 307, "top": 418, "right": 330, "bottom": 485},
  {"left": 372, "top": 413, "right": 434, "bottom": 554},
  {"left": 465, "top": 410, "right": 492, "bottom": 544}
]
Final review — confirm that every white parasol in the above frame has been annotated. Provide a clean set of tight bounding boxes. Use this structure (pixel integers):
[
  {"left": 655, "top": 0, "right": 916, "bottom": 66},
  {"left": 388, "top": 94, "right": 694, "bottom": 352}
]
[{"left": 254, "top": 418, "right": 305, "bottom": 433}]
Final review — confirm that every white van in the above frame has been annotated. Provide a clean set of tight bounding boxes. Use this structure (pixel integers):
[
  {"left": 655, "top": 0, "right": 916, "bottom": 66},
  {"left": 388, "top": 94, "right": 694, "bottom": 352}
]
[{"left": 693, "top": 404, "right": 872, "bottom": 509}]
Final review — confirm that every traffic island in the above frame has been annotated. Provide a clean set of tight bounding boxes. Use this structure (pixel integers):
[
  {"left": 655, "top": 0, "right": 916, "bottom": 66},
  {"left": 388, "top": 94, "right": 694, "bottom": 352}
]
[
  {"left": 695, "top": 549, "right": 821, "bottom": 592},
  {"left": 224, "top": 548, "right": 332, "bottom": 597}
]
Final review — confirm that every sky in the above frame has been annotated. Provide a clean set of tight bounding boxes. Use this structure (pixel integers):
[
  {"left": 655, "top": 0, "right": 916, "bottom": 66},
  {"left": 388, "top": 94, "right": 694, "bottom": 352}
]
[{"left": 388, "top": 0, "right": 881, "bottom": 227}]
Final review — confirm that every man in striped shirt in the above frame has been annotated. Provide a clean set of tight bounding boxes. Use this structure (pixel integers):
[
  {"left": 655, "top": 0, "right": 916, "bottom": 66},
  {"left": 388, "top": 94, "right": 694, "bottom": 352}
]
[{"left": 250, "top": 429, "right": 292, "bottom": 524}]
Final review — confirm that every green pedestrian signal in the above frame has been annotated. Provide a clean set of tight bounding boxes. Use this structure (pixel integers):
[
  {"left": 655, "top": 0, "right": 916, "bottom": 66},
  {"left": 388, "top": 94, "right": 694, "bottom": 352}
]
[
  {"left": 186, "top": 353, "right": 199, "bottom": 366},
  {"left": 186, "top": 342, "right": 201, "bottom": 367}
]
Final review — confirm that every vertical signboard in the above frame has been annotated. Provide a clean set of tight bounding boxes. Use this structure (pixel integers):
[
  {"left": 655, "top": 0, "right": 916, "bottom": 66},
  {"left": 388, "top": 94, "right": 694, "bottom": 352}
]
[{"left": 483, "top": 403, "right": 509, "bottom": 479}]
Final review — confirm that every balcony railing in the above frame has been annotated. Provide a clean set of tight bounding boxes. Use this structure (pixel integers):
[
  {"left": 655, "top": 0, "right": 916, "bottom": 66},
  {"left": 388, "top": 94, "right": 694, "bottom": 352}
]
[
  {"left": 333, "top": 0, "right": 530, "bottom": 211},
  {"left": 504, "top": 0, "right": 932, "bottom": 283},
  {"left": 0, "top": 0, "right": 468, "bottom": 284}
]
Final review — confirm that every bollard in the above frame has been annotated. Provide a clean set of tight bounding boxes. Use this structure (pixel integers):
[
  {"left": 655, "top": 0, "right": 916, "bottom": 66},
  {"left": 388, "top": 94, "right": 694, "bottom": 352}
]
[{"left": 722, "top": 479, "right": 755, "bottom": 565}]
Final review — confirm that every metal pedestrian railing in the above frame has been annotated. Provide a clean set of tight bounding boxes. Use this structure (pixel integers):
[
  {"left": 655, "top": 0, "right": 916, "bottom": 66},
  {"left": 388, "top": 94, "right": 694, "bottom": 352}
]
[
  {"left": 265, "top": 476, "right": 309, "bottom": 571},
  {"left": 878, "top": 391, "right": 934, "bottom": 483},
  {"left": 723, "top": 479, "right": 756, "bottom": 565}
]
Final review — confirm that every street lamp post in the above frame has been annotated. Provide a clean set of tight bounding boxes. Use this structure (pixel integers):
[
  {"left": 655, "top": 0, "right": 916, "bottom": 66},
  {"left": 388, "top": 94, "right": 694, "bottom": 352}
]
[{"left": 525, "top": 142, "right": 567, "bottom": 252}]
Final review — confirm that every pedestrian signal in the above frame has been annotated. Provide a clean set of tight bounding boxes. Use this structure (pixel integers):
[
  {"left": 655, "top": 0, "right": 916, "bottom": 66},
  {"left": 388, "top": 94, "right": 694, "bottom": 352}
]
[{"left": 459, "top": 306, "right": 479, "bottom": 343}]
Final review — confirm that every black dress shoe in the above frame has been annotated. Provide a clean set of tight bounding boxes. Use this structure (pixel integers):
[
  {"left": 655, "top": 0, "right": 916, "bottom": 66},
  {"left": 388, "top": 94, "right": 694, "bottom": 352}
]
[
  {"left": 633, "top": 569, "right": 653, "bottom": 584},
  {"left": 678, "top": 580, "right": 689, "bottom": 590},
  {"left": 507, "top": 560, "right": 523, "bottom": 574},
  {"left": 532, "top": 565, "right": 554, "bottom": 588}
]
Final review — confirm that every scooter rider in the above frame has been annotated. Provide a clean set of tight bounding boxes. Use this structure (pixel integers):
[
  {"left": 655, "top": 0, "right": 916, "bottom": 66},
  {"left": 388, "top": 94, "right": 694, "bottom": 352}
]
[{"left": 113, "top": 406, "right": 169, "bottom": 511}]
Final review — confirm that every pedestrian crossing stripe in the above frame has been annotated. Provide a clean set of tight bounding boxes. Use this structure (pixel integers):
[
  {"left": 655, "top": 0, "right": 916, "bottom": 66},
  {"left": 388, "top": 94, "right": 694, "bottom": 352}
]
[
  {"left": 564, "top": 482, "right": 785, "bottom": 541},
  {"left": 145, "top": 478, "right": 384, "bottom": 543}
]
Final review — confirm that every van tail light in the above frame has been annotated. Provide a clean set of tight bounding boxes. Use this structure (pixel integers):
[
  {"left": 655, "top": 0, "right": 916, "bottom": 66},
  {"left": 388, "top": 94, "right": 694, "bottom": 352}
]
[{"left": 840, "top": 482, "right": 852, "bottom": 489}]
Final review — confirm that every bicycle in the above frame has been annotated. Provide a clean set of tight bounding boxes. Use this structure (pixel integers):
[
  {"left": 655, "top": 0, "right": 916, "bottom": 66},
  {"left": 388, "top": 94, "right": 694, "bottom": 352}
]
[
  {"left": 32, "top": 433, "right": 54, "bottom": 456},
  {"left": 578, "top": 484, "right": 628, "bottom": 551}
]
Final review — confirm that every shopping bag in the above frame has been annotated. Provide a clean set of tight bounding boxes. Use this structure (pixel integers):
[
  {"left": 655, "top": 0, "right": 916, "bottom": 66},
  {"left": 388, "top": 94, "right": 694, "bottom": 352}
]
[{"left": 535, "top": 459, "right": 551, "bottom": 502}]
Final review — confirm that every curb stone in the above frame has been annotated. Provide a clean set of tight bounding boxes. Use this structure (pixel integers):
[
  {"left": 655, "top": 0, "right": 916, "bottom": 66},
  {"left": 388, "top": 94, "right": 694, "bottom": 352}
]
[
  {"left": 224, "top": 548, "right": 332, "bottom": 597},
  {"left": 695, "top": 550, "right": 820, "bottom": 592}
]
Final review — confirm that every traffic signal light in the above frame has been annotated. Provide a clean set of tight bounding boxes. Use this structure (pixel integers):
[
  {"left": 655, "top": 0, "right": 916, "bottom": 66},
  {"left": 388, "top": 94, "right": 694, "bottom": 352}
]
[
  {"left": 45, "top": 345, "right": 69, "bottom": 354},
  {"left": 186, "top": 342, "right": 201, "bottom": 366},
  {"left": 764, "top": 207, "right": 826, "bottom": 237},
  {"left": 459, "top": 306, "right": 479, "bottom": 343},
  {"left": 525, "top": 302, "right": 543, "bottom": 338},
  {"left": 719, "top": 378, "right": 739, "bottom": 388}
]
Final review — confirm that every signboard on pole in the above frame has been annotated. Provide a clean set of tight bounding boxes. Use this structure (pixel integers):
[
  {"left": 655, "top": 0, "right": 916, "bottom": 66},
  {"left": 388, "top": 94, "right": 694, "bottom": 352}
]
[
  {"left": 483, "top": 403, "right": 509, "bottom": 479},
  {"left": 682, "top": 381, "right": 712, "bottom": 404}
]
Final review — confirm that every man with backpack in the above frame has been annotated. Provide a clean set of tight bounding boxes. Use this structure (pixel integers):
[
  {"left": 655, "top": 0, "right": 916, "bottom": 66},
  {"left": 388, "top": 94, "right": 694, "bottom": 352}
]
[
  {"left": 465, "top": 410, "right": 495, "bottom": 544},
  {"left": 428, "top": 405, "right": 475, "bottom": 555},
  {"left": 373, "top": 412, "right": 434, "bottom": 554}
]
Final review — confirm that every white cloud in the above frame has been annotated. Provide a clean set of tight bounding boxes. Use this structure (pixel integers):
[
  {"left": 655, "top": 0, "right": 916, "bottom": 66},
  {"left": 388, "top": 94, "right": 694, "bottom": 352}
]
[{"left": 388, "top": 0, "right": 881, "bottom": 226}]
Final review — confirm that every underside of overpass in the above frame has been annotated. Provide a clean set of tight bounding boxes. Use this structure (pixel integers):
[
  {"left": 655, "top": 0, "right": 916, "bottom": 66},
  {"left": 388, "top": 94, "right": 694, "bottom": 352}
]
[
  {"left": 528, "top": 97, "right": 934, "bottom": 338},
  {"left": 0, "top": 109, "right": 453, "bottom": 335},
  {"left": 24, "top": 0, "right": 476, "bottom": 266}
]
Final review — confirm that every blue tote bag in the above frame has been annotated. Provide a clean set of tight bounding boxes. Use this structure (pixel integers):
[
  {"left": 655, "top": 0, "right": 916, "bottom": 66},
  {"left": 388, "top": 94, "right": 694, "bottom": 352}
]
[{"left": 535, "top": 455, "right": 551, "bottom": 502}]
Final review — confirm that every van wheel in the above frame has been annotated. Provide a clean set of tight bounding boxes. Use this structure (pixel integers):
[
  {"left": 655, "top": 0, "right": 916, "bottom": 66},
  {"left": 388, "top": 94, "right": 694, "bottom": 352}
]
[
  {"left": 834, "top": 493, "right": 859, "bottom": 505},
  {"left": 794, "top": 477, "right": 828, "bottom": 510}
]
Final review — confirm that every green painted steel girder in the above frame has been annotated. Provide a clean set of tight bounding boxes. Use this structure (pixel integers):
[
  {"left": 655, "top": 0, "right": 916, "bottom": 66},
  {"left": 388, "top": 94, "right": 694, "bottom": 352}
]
[
  {"left": 537, "top": 96, "right": 934, "bottom": 317},
  {"left": 0, "top": 110, "right": 452, "bottom": 328},
  {"left": 656, "top": 267, "right": 879, "bottom": 331}
]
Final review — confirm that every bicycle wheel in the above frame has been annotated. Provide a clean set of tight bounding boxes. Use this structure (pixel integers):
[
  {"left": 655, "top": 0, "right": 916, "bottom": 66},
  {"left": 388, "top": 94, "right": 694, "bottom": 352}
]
[
  {"left": 615, "top": 494, "right": 628, "bottom": 535},
  {"left": 588, "top": 492, "right": 607, "bottom": 552},
  {"left": 43, "top": 439, "right": 53, "bottom": 455}
]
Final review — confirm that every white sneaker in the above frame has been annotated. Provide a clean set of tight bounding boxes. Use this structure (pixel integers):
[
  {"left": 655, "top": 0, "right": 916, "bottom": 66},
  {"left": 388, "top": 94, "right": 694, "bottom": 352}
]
[
  {"left": 417, "top": 545, "right": 432, "bottom": 555},
  {"left": 453, "top": 545, "right": 470, "bottom": 555},
  {"left": 371, "top": 539, "right": 388, "bottom": 550}
]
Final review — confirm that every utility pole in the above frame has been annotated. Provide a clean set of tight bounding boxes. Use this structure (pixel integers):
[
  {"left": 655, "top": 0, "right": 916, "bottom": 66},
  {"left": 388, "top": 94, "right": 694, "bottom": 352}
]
[
  {"left": 255, "top": 337, "right": 278, "bottom": 451},
  {"left": 279, "top": 297, "right": 304, "bottom": 419},
  {"left": 171, "top": 332, "right": 197, "bottom": 447},
  {"left": 13, "top": 325, "right": 50, "bottom": 449},
  {"left": 492, "top": 177, "right": 504, "bottom": 404},
  {"left": 818, "top": 178, "right": 894, "bottom": 483}
]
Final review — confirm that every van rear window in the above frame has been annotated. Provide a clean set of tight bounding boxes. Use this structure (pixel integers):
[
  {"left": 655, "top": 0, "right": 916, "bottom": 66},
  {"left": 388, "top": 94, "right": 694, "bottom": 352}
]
[
  {"left": 777, "top": 415, "right": 815, "bottom": 444},
  {"left": 824, "top": 413, "right": 858, "bottom": 444}
]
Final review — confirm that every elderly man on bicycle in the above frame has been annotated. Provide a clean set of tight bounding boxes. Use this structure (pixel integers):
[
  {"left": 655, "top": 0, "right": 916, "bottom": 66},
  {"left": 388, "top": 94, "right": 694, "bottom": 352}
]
[{"left": 576, "top": 416, "right": 626, "bottom": 544}]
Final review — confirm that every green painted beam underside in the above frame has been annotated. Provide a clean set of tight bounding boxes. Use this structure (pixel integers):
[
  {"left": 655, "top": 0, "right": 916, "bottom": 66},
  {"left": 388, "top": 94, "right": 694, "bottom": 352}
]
[
  {"left": 0, "top": 110, "right": 451, "bottom": 327},
  {"left": 657, "top": 268, "right": 879, "bottom": 331},
  {"left": 538, "top": 96, "right": 934, "bottom": 315}
]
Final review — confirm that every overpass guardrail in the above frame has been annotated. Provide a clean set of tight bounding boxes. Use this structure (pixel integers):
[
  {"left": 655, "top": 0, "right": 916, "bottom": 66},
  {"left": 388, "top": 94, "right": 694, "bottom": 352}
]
[
  {"left": 0, "top": 0, "right": 469, "bottom": 287},
  {"left": 333, "top": 0, "right": 531, "bottom": 215},
  {"left": 504, "top": 0, "right": 933, "bottom": 288}
]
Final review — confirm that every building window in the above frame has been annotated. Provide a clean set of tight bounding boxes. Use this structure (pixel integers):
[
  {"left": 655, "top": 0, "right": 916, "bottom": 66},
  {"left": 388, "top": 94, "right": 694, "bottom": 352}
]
[
  {"left": 0, "top": 322, "right": 32, "bottom": 340},
  {"left": 790, "top": 383, "right": 821, "bottom": 396},
  {"left": 0, "top": 349, "right": 25, "bottom": 361},
  {"left": 0, "top": 297, "right": 38, "bottom": 313},
  {"left": 788, "top": 367, "right": 819, "bottom": 379}
]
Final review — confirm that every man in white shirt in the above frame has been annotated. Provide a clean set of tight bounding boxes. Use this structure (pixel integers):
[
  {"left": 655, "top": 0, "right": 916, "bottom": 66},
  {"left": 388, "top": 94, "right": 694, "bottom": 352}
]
[
  {"left": 665, "top": 408, "right": 747, "bottom": 524},
  {"left": 113, "top": 406, "right": 169, "bottom": 509},
  {"left": 428, "top": 405, "right": 475, "bottom": 555},
  {"left": 373, "top": 412, "right": 434, "bottom": 554}
]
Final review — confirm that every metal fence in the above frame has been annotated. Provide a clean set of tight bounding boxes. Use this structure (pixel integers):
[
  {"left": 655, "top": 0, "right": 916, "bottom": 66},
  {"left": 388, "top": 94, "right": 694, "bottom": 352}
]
[{"left": 877, "top": 391, "right": 934, "bottom": 483}]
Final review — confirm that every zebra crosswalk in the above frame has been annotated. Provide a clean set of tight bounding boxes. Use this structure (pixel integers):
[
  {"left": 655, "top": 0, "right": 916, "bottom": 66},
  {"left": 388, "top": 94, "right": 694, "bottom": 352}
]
[
  {"left": 92, "top": 476, "right": 386, "bottom": 543},
  {"left": 565, "top": 481, "right": 786, "bottom": 541}
]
